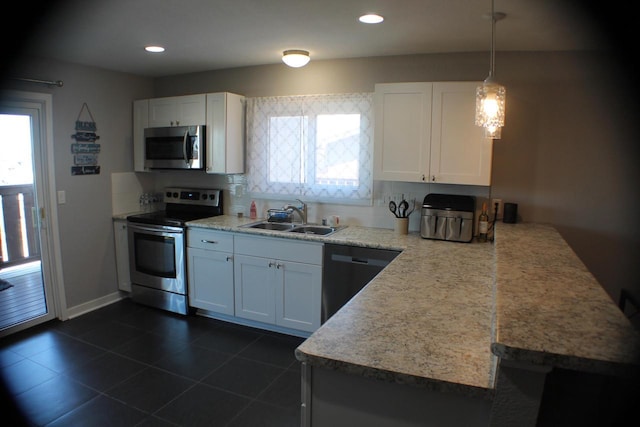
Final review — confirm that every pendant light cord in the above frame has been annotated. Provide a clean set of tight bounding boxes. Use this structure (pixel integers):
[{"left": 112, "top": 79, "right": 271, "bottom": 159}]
[{"left": 489, "top": 0, "right": 496, "bottom": 78}]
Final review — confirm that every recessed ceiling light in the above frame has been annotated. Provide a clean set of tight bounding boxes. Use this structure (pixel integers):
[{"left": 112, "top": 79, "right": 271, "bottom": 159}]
[
  {"left": 144, "top": 46, "right": 165, "bottom": 53},
  {"left": 359, "top": 14, "right": 384, "bottom": 24}
]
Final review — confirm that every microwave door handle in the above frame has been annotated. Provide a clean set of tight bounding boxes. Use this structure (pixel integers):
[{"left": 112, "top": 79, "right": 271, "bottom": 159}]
[{"left": 182, "top": 130, "right": 189, "bottom": 165}]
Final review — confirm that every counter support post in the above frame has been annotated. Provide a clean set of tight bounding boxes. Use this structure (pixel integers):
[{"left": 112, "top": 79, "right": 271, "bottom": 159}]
[
  {"left": 301, "top": 362, "right": 311, "bottom": 427},
  {"left": 489, "top": 359, "right": 551, "bottom": 427}
]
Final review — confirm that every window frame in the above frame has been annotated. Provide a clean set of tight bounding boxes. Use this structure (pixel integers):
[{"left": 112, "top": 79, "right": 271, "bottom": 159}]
[{"left": 246, "top": 93, "right": 374, "bottom": 205}]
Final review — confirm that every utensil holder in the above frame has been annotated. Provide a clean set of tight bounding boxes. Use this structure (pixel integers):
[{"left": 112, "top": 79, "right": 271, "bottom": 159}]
[{"left": 395, "top": 218, "right": 408, "bottom": 235}]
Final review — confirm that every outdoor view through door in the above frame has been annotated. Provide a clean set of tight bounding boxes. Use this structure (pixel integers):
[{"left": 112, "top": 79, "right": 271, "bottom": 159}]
[{"left": 0, "top": 113, "right": 47, "bottom": 331}]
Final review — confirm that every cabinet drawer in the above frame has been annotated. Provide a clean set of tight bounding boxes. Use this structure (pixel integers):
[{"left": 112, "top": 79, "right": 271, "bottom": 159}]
[
  {"left": 235, "top": 235, "right": 322, "bottom": 265},
  {"left": 187, "top": 228, "right": 233, "bottom": 252}
]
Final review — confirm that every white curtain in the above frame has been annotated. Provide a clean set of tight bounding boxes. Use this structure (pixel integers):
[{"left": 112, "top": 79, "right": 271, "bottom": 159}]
[{"left": 246, "top": 93, "right": 373, "bottom": 204}]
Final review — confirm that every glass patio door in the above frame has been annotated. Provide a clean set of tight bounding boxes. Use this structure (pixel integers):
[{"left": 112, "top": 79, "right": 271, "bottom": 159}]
[{"left": 0, "top": 98, "right": 57, "bottom": 335}]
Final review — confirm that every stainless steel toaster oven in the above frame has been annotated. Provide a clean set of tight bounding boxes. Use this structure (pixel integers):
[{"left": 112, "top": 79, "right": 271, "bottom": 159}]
[{"left": 420, "top": 194, "right": 475, "bottom": 243}]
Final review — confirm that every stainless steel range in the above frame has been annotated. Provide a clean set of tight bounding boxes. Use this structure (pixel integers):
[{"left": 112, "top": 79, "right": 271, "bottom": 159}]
[{"left": 127, "top": 187, "right": 223, "bottom": 315}]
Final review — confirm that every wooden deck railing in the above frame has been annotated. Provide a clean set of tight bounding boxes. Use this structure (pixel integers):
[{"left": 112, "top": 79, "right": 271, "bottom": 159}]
[{"left": 0, "top": 184, "right": 40, "bottom": 268}]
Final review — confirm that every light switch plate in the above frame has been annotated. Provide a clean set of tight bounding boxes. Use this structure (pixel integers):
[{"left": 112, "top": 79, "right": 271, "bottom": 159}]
[{"left": 57, "top": 190, "right": 66, "bottom": 204}]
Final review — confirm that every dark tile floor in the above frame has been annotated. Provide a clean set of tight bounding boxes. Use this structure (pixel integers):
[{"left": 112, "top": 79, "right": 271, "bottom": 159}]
[{"left": 0, "top": 299, "right": 304, "bottom": 426}]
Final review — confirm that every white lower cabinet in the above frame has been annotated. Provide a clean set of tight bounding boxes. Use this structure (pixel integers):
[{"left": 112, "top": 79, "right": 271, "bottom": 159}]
[
  {"left": 113, "top": 219, "right": 131, "bottom": 292},
  {"left": 234, "top": 235, "right": 322, "bottom": 333},
  {"left": 187, "top": 229, "right": 235, "bottom": 315},
  {"left": 186, "top": 230, "right": 323, "bottom": 334}
]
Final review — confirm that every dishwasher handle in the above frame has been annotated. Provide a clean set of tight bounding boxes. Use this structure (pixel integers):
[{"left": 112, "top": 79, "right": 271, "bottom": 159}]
[{"left": 330, "top": 254, "right": 391, "bottom": 268}]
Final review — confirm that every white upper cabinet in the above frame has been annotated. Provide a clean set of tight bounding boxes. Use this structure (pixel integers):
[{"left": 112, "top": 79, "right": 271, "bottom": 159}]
[
  {"left": 430, "top": 82, "right": 492, "bottom": 186},
  {"left": 374, "top": 83, "right": 433, "bottom": 182},
  {"left": 148, "top": 94, "right": 206, "bottom": 127},
  {"left": 374, "top": 82, "right": 492, "bottom": 186},
  {"left": 205, "top": 92, "right": 245, "bottom": 174}
]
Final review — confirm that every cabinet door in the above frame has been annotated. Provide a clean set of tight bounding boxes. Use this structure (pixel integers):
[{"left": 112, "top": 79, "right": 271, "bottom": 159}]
[
  {"left": 133, "top": 99, "right": 148, "bottom": 172},
  {"left": 275, "top": 260, "right": 322, "bottom": 332},
  {"left": 233, "top": 254, "right": 276, "bottom": 323},
  {"left": 113, "top": 220, "right": 131, "bottom": 292},
  {"left": 148, "top": 97, "right": 178, "bottom": 127},
  {"left": 149, "top": 94, "right": 206, "bottom": 127},
  {"left": 374, "top": 83, "right": 432, "bottom": 182},
  {"left": 177, "top": 94, "right": 207, "bottom": 125},
  {"left": 430, "top": 82, "right": 492, "bottom": 186},
  {"left": 188, "top": 247, "right": 234, "bottom": 314},
  {"left": 205, "top": 92, "right": 245, "bottom": 174}
]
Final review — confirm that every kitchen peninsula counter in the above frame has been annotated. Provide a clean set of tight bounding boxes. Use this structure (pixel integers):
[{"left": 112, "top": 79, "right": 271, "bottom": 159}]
[{"left": 187, "top": 216, "right": 639, "bottom": 425}]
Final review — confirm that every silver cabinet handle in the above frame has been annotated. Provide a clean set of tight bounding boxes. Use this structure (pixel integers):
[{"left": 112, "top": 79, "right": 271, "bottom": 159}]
[
  {"left": 226, "top": 256, "right": 232, "bottom": 262},
  {"left": 431, "top": 175, "right": 436, "bottom": 182},
  {"left": 201, "top": 239, "right": 218, "bottom": 244},
  {"left": 268, "top": 261, "right": 275, "bottom": 268}
]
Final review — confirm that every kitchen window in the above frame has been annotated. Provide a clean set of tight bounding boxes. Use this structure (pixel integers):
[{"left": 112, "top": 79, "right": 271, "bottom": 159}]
[{"left": 246, "top": 93, "right": 373, "bottom": 204}]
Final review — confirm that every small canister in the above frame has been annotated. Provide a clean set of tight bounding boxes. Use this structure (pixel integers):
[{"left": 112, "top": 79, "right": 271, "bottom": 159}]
[{"left": 503, "top": 203, "right": 518, "bottom": 223}]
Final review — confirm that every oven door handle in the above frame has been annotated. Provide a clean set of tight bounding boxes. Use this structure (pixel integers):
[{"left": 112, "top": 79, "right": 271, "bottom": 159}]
[{"left": 128, "top": 223, "right": 183, "bottom": 235}]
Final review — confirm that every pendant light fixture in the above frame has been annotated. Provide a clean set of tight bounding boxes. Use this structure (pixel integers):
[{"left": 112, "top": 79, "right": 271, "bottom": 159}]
[
  {"left": 475, "top": 0, "right": 506, "bottom": 139},
  {"left": 282, "top": 50, "right": 310, "bottom": 68}
]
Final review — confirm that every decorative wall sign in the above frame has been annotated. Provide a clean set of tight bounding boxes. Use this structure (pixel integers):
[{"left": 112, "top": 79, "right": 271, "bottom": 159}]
[
  {"left": 71, "top": 103, "right": 101, "bottom": 175},
  {"left": 71, "top": 166, "right": 101, "bottom": 175}
]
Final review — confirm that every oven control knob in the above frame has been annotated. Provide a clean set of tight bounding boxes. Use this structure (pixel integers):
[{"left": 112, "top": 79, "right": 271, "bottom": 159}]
[
  {"left": 209, "top": 194, "right": 216, "bottom": 200},
  {"left": 166, "top": 191, "right": 171, "bottom": 198},
  {"left": 201, "top": 194, "right": 207, "bottom": 200},
  {"left": 173, "top": 192, "right": 178, "bottom": 198}
]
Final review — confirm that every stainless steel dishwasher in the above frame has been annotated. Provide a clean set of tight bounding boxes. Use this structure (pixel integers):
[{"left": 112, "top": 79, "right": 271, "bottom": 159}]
[{"left": 322, "top": 244, "right": 400, "bottom": 323}]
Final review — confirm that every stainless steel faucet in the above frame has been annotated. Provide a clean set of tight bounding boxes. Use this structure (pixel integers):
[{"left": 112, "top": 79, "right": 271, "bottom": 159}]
[{"left": 283, "top": 199, "right": 307, "bottom": 224}]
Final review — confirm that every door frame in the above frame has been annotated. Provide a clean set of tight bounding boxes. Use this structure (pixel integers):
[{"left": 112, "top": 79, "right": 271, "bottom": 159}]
[{"left": 0, "top": 90, "right": 67, "bottom": 335}]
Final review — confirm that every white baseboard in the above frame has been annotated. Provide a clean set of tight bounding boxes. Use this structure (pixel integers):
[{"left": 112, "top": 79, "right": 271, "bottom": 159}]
[{"left": 66, "top": 291, "right": 126, "bottom": 319}]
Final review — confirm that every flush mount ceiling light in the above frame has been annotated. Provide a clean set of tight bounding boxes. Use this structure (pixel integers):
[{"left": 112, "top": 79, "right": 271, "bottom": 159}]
[
  {"left": 282, "top": 50, "right": 310, "bottom": 68},
  {"left": 358, "top": 14, "right": 384, "bottom": 24},
  {"left": 144, "top": 45, "right": 165, "bottom": 53},
  {"left": 475, "top": 0, "right": 506, "bottom": 139}
]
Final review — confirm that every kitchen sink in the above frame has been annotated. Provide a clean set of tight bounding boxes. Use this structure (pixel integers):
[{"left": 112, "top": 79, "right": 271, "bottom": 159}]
[
  {"left": 288, "top": 226, "right": 339, "bottom": 236},
  {"left": 243, "top": 222, "right": 297, "bottom": 231},
  {"left": 240, "top": 221, "right": 344, "bottom": 236}
]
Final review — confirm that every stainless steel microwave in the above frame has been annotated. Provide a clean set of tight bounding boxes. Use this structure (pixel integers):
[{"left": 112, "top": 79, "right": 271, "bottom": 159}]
[{"left": 144, "top": 125, "right": 205, "bottom": 170}]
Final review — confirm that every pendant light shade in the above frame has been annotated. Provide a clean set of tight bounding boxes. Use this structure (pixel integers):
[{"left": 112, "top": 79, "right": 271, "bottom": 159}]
[
  {"left": 282, "top": 50, "right": 310, "bottom": 68},
  {"left": 476, "top": 76, "right": 505, "bottom": 139},
  {"left": 475, "top": 0, "right": 506, "bottom": 139}
]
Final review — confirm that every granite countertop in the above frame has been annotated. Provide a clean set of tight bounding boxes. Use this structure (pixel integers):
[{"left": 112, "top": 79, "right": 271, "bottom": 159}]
[
  {"left": 188, "top": 215, "right": 497, "bottom": 398},
  {"left": 185, "top": 216, "right": 640, "bottom": 397},
  {"left": 493, "top": 223, "right": 640, "bottom": 377}
]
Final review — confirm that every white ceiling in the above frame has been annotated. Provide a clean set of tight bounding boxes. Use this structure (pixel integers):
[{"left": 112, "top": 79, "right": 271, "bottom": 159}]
[{"left": 23, "top": 0, "right": 608, "bottom": 78}]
